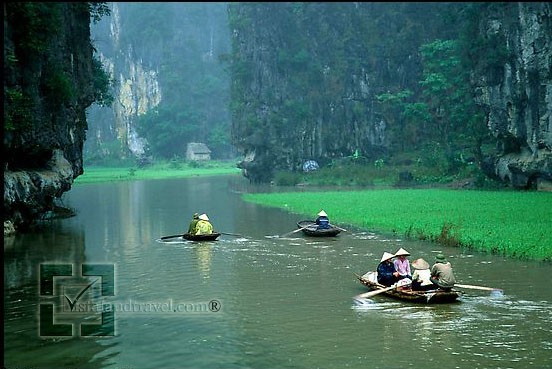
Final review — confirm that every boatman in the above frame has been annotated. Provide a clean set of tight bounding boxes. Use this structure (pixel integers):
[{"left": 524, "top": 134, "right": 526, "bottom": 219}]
[
  {"left": 195, "top": 214, "right": 214, "bottom": 235},
  {"left": 430, "top": 254, "right": 456, "bottom": 291},
  {"left": 315, "top": 210, "right": 330, "bottom": 230}
]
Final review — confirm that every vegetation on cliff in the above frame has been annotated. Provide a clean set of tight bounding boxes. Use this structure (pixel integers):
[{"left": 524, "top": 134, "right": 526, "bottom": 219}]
[
  {"left": 4, "top": 2, "right": 112, "bottom": 170},
  {"left": 227, "top": 3, "right": 551, "bottom": 188}
]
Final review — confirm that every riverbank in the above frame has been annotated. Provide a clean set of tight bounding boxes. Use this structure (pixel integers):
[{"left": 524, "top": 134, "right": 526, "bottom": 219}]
[
  {"left": 242, "top": 189, "right": 552, "bottom": 262},
  {"left": 73, "top": 161, "right": 241, "bottom": 184}
]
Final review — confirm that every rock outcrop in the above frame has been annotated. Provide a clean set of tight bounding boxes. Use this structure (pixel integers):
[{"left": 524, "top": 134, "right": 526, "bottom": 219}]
[
  {"left": 474, "top": 2, "right": 552, "bottom": 189},
  {"left": 4, "top": 3, "right": 102, "bottom": 232}
]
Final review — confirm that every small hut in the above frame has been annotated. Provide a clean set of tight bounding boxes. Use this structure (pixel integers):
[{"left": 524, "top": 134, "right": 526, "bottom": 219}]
[{"left": 186, "top": 142, "right": 211, "bottom": 161}]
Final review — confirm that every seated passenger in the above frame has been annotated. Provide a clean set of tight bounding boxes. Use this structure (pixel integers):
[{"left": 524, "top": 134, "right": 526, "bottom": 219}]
[
  {"left": 195, "top": 214, "right": 213, "bottom": 235},
  {"left": 393, "top": 247, "right": 412, "bottom": 280},
  {"left": 411, "top": 258, "right": 434, "bottom": 291},
  {"left": 377, "top": 252, "right": 400, "bottom": 286}
]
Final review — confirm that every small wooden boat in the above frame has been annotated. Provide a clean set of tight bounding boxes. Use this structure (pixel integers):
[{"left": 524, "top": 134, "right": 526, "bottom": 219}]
[
  {"left": 182, "top": 232, "right": 221, "bottom": 241},
  {"left": 355, "top": 271, "right": 461, "bottom": 304},
  {"left": 296, "top": 220, "right": 341, "bottom": 237}
]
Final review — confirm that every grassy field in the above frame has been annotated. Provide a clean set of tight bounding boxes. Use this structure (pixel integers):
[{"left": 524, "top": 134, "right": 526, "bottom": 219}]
[
  {"left": 242, "top": 189, "right": 552, "bottom": 262},
  {"left": 73, "top": 161, "right": 241, "bottom": 184}
]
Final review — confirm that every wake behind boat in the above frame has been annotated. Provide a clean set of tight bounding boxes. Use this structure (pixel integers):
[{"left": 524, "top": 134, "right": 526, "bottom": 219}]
[{"left": 355, "top": 271, "right": 461, "bottom": 304}]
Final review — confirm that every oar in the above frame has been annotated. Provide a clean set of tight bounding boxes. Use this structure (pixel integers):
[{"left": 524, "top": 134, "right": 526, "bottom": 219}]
[
  {"left": 355, "top": 278, "right": 412, "bottom": 299},
  {"left": 455, "top": 283, "right": 503, "bottom": 292},
  {"left": 219, "top": 232, "right": 243, "bottom": 237},
  {"left": 279, "top": 225, "right": 312, "bottom": 238},
  {"left": 161, "top": 234, "right": 184, "bottom": 240},
  {"left": 355, "top": 284, "right": 398, "bottom": 299},
  {"left": 330, "top": 224, "right": 347, "bottom": 232}
]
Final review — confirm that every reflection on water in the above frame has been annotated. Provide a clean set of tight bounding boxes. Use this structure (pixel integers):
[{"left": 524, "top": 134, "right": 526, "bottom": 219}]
[
  {"left": 4, "top": 223, "right": 117, "bottom": 369},
  {"left": 4, "top": 176, "right": 552, "bottom": 369},
  {"left": 157, "top": 240, "right": 216, "bottom": 278}
]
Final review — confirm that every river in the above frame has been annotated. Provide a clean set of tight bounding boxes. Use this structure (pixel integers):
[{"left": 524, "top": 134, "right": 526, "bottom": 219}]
[{"left": 4, "top": 175, "right": 552, "bottom": 369}]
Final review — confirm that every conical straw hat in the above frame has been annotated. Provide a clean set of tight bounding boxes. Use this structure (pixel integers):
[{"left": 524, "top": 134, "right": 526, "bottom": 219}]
[
  {"left": 380, "top": 252, "right": 395, "bottom": 263},
  {"left": 394, "top": 247, "right": 410, "bottom": 256},
  {"left": 412, "top": 258, "right": 429, "bottom": 270}
]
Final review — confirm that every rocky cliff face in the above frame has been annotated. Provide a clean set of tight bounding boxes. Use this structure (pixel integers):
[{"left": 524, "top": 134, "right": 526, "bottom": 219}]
[
  {"left": 85, "top": 2, "right": 231, "bottom": 162},
  {"left": 474, "top": 3, "right": 552, "bottom": 189},
  {"left": 230, "top": 3, "right": 417, "bottom": 183},
  {"left": 86, "top": 3, "right": 161, "bottom": 161},
  {"left": 230, "top": 3, "right": 552, "bottom": 188},
  {"left": 4, "top": 3, "right": 99, "bottom": 232}
]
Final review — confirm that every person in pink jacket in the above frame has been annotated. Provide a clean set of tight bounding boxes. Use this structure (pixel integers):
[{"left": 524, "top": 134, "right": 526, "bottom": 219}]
[{"left": 393, "top": 247, "right": 412, "bottom": 280}]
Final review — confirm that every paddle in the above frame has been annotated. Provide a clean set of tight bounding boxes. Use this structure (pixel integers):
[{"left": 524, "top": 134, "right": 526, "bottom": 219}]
[
  {"left": 329, "top": 224, "right": 347, "bottom": 232},
  {"left": 355, "top": 284, "right": 398, "bottom": 299},
  {"left": 279, "top": 225, "right": 312, "bottom": 238},
  {"left": 162, "top": 231, "right": 241, "bottom": 240},
  {"left": 355, "top": 278, "right": 412, "bottom": 299},
  {"left": 219, "top": 232, "right": 243, "bottom": 237},
  {"left": 455, "top": 283, "right": 503, "bottom": 293},
  {"left": 161, "top": 234, "right": 185, "bottom": 240}
]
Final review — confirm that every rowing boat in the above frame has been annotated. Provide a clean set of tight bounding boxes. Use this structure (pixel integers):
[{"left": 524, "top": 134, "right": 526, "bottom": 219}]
[
  {"left": 296, "top": 220, "right": 341, "bottom": 237},
  {"left": 182, "top": 232, "right": 221, "bottom": 241},
  {"left": 355, "top": 271, "right": 461, "bottom": 304}
]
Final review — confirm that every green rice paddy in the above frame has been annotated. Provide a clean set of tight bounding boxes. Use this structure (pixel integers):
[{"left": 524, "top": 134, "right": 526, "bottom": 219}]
[
  {"left": 242, "top": 189, "right": 552, "bottom": 262},
  {"left": 73, "top": 161, "right": 241, "bottom": 184}
]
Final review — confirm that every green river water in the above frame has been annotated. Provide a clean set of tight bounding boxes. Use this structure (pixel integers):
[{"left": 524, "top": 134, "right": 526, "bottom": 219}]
[{"left": 4, "top": 175, "right": 552, "bottom": 369}]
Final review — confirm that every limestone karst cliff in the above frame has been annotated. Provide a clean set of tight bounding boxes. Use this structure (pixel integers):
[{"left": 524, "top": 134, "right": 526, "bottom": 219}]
[
  {"left": 85, "top": 2, "right": 231, "bottom": 163},
  {"left": 473, "top": 2, "right": 551, "bottom": 189},
  {"left": 229, "top": 2, "right": 551, "bottom": 187},
  {"left": 4, "top": 3, "right": 109, "bottom": 232}
]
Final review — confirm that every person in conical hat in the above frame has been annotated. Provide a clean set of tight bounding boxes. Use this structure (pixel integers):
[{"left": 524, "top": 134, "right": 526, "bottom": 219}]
[
  {"left": 394, "top": 247, "right": 410, "bottom": 257},
  {"left": 315, "top": 210, "right": 330, "bottom": 230},
  {"left": 393, "top": 247, "right": 412, "bottom": 280},
  {"left": 411, "top": 258, "right": 433, "bottom": 291},
  {"left": 380, "top": 252, "right": 395, "bottom": 263},
  {"left": 412, "top": 258, "right": 429, "bottom": 270},
  {"left": 376, "top": 252, "right": 399, "bottom": 286},
  {"left": 195, "top": 214, "right": 213, "bottom": 235}
]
